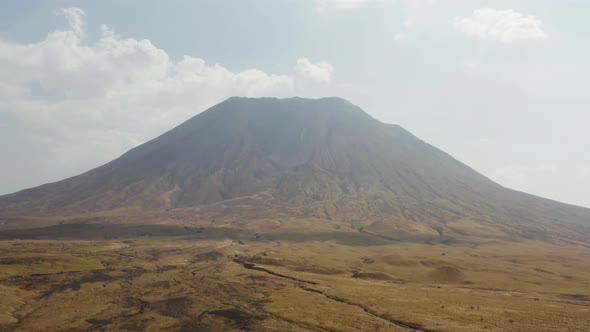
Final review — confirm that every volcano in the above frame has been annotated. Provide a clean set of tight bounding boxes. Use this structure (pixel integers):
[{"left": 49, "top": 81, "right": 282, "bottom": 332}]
[{"left": 1, "top": 97, "right": 589, "bottom": 241}]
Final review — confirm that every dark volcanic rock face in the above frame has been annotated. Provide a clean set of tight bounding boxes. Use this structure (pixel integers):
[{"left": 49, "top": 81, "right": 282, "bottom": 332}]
[{"left": 0, "top": 97, "right": 589, "bottom": 238}]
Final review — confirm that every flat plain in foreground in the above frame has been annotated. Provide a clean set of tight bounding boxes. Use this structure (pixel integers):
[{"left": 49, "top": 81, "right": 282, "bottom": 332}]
[{"left": 0, "top": 216, "right": 589, "bottom": 331}]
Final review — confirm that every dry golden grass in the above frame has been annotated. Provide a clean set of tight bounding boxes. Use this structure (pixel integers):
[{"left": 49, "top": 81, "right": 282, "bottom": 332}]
[{"left": 0, "top": 217, "right": 589, "bottom": 331}]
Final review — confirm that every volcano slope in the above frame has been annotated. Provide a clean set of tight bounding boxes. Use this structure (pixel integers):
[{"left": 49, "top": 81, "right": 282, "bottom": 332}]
[{"left": 0, "top": 97, "right": 589, "bottom": 331}]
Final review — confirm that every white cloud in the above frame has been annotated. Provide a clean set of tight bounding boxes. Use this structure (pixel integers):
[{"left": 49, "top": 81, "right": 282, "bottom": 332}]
[
  {"left": 454, "top": 8, "right": 548, "bottom": 43},
  {"left": 60, "top": 7, "right": 86, "bottom": 36},
  {"left": 294, "top": 57, "right": 334, "bottom": 84},
  {"left": 316, "top": 0, "right": 395, "bottom": 11},
  {"left": 315, "top": 0, "right": 427, "bottom": 42},
  {"left": 0, "top": 8, "right": 334, "bottom": 194}
]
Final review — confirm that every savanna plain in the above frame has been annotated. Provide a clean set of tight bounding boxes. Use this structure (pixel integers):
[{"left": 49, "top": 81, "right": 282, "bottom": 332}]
[{"left": 1, "top": 211, "right": 589, "bottom": 332}]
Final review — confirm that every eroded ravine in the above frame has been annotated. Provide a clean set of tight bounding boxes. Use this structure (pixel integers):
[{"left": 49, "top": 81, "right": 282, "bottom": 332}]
[{"left": 232, "top": 258, "right": 436, "bottom": 332}]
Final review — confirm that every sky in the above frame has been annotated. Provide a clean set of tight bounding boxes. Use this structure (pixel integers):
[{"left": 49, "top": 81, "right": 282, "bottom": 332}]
[{"left": 0, "top": 0, "right": 589, "bottom": 208}]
